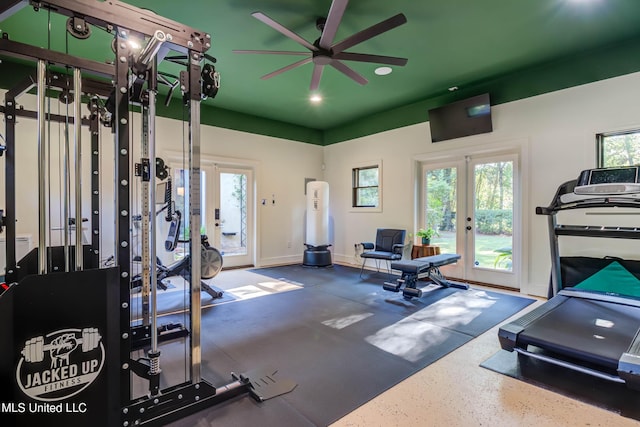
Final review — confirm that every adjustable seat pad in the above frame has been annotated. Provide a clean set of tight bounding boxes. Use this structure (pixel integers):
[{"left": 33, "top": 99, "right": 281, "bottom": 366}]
[
  {"left": 361, "top": 250, "right": 402, "bottom": 260},
  {"left": 391, "top": 254, "right": 461, "bottom": 273}
]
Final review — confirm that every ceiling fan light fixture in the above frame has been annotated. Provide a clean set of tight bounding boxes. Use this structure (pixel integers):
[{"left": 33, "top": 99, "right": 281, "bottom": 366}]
[{"left": 374, "top": 66, "right": 393, "bottom": 76}]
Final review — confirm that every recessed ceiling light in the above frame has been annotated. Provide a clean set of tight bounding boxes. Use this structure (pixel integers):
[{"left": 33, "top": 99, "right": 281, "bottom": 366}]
[
  {"left": 310, "top": 94, "right": 322, "bottom": 103},
  {"left": 375, "top": 66, "right": 393, "bottom": 76}
]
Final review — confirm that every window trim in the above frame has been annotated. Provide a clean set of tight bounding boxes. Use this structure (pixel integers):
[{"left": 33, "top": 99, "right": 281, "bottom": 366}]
[{"left": 351, "top": 160, "right": 382, "bottom": 212}]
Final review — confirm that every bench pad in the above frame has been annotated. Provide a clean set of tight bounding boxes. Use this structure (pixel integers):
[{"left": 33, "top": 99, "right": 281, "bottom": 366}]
[{"left": 391, "top": 254, "right": 461, "bottom": 273}]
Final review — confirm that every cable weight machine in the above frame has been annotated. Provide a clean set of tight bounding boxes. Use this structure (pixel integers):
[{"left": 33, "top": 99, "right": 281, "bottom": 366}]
[{"left": 0, "top": 1, "right": 295, "bottom": 426}]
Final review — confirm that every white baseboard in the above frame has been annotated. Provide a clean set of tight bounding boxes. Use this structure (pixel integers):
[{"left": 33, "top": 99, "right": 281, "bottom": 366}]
[{"left": 258, "top": 255, "right": 302, "bottom": 267}]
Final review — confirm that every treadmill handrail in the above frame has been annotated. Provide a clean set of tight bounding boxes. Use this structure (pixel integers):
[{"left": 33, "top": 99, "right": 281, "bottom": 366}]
[
  {"left": 537, "top": 199, "right": 640, "bottom": 215},
  {"left": 555, "top": 225, "right": 640, "bottom": 239},
  {"left": 536, "top": 178, "right": 640, "bottom": 216}
]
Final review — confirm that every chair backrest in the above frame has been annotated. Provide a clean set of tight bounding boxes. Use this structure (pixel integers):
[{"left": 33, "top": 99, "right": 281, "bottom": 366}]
[{"left": 375, "top": 229, "right": 406, "bottom": 252}]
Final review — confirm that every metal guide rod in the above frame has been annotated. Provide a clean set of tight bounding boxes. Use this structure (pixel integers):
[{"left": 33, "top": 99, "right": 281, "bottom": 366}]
[
  {"left": 37, "top": 59, "right": 47, "bottom": 274},
  {"left": 190, "top": 98, "right": 202, "bottom": 382},
  {"left": 141, "top": 105, "right": 151, "bottom": 326},
  {"left": 74, "top": 67, "right": 83, "bottom": 270},
  {"left": 63, "top": 105, "right": 70, "bottom": 271},
  {"left": 148, "top": 90, "right": 159, "bottom": 356}
]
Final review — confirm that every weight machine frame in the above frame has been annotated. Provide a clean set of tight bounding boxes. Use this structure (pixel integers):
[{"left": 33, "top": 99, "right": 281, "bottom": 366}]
[{"left": 0, "top": 1, "right": 282, "bottom": 425}]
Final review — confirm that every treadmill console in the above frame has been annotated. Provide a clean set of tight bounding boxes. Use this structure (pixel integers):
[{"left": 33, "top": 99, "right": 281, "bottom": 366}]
[
  {"left": 560, "top": 166, "right": 640, "bottom": 203},
  {"left": 575, "top": 166, "right": 640, "bottom": 194}
]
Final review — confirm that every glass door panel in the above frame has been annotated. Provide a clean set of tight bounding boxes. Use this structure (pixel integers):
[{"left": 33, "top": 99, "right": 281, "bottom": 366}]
[
  {"left": 171, "top": 168, "right": 207, "bottom": 261},
  {"left": 217, "top": 171, "right": 248, "bottom": 257},
  {"left": 472, "top": 161, "right": 513, "bottom": 271},
  {"left": 214, "top": 167, "right": 253, "bottom": 268},
  {"left": 423, "top": 161, "right": 464, "bottom": 279},
  {"left": 425, "top": 167, "right": 458, "bottom": 253}
]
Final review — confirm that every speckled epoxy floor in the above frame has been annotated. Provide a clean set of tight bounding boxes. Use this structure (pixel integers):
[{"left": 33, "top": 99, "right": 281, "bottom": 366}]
[{"left": 329, "top": 288, "right": 640, "bottom": 427}]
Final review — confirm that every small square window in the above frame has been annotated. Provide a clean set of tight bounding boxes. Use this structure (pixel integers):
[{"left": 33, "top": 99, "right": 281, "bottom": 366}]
[{"left": 597, "top": 130, "right": 640, "bottom": 168}]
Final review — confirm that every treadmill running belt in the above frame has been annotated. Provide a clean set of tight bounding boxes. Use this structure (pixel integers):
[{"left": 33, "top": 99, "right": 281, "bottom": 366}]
[{"left": 519, "top": 297, "right": 640, "bottom": 370}]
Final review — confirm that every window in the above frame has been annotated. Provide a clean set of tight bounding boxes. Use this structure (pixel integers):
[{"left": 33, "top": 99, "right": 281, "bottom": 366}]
[
  {"left": 352, "top": 164, "right": 380, "bottom": 208},
  {"left": 597, "top": 130, "right": 640, "bottom": 168}
]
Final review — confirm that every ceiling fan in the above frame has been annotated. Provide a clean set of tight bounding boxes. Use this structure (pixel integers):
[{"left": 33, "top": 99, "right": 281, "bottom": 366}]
[{"left": 233, "top": 0, "right": 408, "bottom": 91}]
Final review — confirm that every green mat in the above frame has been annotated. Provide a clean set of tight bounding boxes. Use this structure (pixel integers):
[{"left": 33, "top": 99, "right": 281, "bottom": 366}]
[{"left": 574, "top": 261, "right": 640, "bottom": 298}]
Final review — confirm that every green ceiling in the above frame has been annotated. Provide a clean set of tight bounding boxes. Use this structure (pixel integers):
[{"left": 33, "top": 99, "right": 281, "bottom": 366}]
[{"left": 1, "top": 0, "right": 640, "bottom": 145}]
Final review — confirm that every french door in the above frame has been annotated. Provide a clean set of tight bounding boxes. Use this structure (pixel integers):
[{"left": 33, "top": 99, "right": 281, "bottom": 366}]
[
  {"left": 421, "top": 152, "right": 520, "bottom": 288},
  {"left": 172, "top": 163, "right": 254, "bottom": 269}
]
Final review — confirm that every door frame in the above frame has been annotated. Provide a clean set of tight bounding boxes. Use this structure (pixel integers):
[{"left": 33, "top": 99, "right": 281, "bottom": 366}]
[
  {"left": 414, "top": 139, "right": 529, "bottom": 289},
  {"left": 164, "top": 151, "right": 258, "bottom": 268}
]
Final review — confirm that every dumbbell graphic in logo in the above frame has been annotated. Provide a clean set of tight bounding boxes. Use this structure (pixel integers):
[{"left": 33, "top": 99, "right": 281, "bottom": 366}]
[{"left": 22, "top": 328, "right": 102, "bottom": 365}]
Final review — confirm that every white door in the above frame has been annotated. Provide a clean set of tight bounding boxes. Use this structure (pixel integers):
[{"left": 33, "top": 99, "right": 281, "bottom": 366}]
[
  {"left": 422, "top": 152, "right": 520, "bottom": 288},
  {"left": 212, "top": 166, "right": 254, "bottom": 268}
]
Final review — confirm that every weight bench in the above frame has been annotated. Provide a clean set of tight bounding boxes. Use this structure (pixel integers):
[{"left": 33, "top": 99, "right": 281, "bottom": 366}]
[{"left": 383, "top": 253, "right": 468, "bottom": 299}]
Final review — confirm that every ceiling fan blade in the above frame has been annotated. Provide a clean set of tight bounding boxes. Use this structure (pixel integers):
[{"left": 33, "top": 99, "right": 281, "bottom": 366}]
[
  {"left": 310, "top": 64, "right": 324, "bottom": 91},
  {"left": 233, "top": 50, "right": 310, "bottom": 56},
  {"left": 332, "top": 13, "right": 407, "bottom": 54},
  {"left": 333, "top": 52, "right": 408, "bottom": 66},
  {"left": 319, "top": 0, "right": 349, "bottom": 49},
  {"left": 261, "top": 57, "right": 313, "bottom": 80},
  {"left": 330, "top": 60, "right": 368, "bottom": 85},
  {"left": 252, "top": 12, "right": 318, "bottom": 52}
]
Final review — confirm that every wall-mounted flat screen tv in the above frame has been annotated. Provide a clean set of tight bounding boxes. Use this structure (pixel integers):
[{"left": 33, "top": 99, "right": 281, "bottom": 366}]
[{"left": 428, "top": 93, "right": 492, "bottom": 143}]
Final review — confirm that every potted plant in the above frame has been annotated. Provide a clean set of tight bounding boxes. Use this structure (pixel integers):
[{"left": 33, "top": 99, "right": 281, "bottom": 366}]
[{"left": 416, "top": 227, "right": 438, "bottom": 245}]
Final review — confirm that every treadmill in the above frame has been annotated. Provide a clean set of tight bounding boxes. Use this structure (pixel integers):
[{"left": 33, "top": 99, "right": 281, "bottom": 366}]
[{"left": 498, "top": 165, "right": 640, "bottom": 389}]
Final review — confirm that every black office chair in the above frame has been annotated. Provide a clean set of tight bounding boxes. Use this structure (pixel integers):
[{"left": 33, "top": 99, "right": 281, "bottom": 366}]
[{"left": 360, "top": 229, "right": 406, "bottom": 278}]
